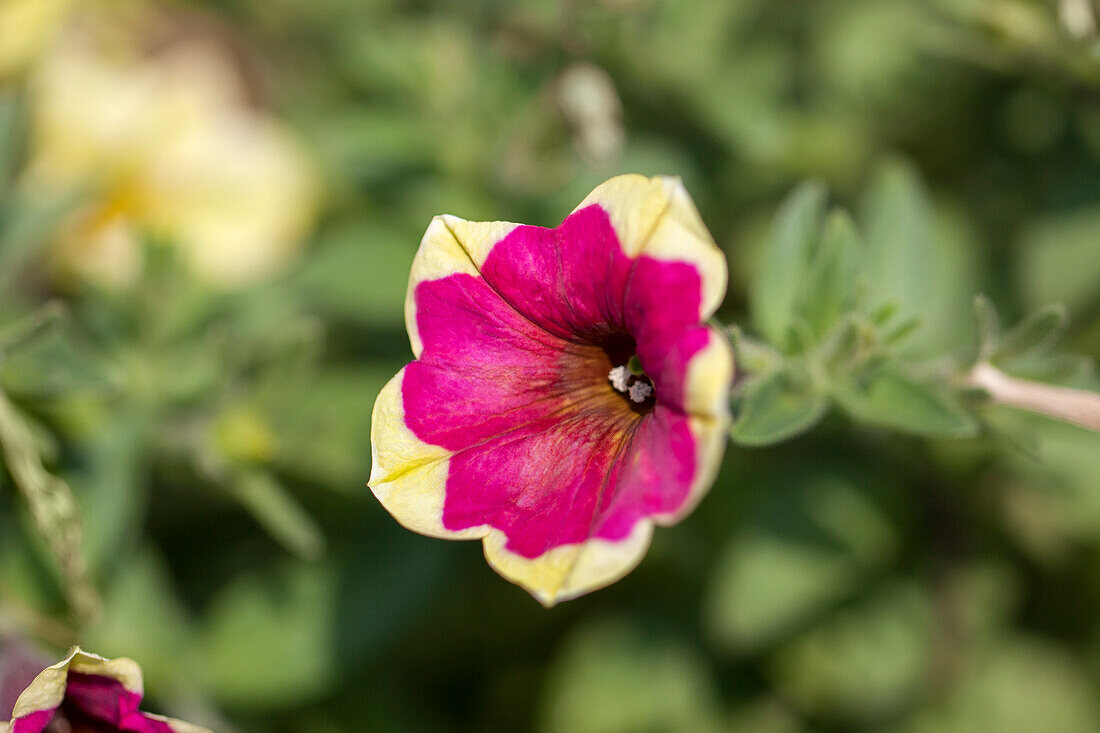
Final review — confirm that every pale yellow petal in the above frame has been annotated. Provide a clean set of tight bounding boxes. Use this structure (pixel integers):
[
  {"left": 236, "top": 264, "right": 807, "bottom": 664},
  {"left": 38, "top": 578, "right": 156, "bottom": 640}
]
[
  {"left": 9, "top": 653, "right": 70, "bottom": 719},
  {"left": 683, "top": 326, "right": 736, "bottom": 419},
  {"left": 404, "top": 215, "right": 519, "bottom": 356},
  {"left": 574, "top": 174, "right": 670, "bottom": 257},
  {"left": 405, "top": 217, "right": 480, "bottom": 358},
  {"left": 482, "top": 521, "right": 654, "bottom": 607},
  {"left": 576, "top": 174, "right": 727, "bottom": 319},
  {"left": 436, "top": 215, "right": 520, "bottom": 269},
  {"left": 368, "top": 368, "right": 483, "bottom": 540},
  {"left": 10, "top": 647, "right": 144, "bottom": 719},
  {"left": 654, "top": 330, "right": 734, "bottom": 526},
  {"left": 68, "top": 649, "right": 144, "bottom": 694}
]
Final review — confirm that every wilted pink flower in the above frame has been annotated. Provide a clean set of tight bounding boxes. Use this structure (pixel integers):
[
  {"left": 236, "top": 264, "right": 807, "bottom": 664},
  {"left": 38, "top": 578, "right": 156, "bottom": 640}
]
[
  {"left": 370, "top": 175, "right": 734, "bottom": 605},
  {"left": 3, "top": 648, "right": 208, "bottom": 733}
]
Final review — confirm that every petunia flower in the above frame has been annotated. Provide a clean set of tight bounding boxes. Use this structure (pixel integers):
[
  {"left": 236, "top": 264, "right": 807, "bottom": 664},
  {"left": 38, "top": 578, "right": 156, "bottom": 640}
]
[
  {"left": 369, "top": 174, "right": 734, "bottom": 605},
  {"left": 2, "top": 647, "right": 209, "bottom": 733},
  {"left": 24, "top": 4, "right": 319, "bottom": 289}
]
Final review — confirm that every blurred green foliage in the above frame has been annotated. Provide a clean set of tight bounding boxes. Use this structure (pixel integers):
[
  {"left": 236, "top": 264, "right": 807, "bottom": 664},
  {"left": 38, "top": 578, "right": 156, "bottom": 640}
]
[{"left": 0, "top": 0, "right": 1099, "bottom": 731}]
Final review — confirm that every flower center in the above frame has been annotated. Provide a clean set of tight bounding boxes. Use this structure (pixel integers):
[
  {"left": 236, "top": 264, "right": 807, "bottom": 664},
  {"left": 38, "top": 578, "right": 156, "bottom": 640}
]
[
  {"left": 555, "top": 334, "right": 654, "bottom": 420},
  {"left": 608, "top": 354, "right": 655, "bottom": 407},
  {"left": 46, "top": 707, "right": 113, "bottom": 733}
]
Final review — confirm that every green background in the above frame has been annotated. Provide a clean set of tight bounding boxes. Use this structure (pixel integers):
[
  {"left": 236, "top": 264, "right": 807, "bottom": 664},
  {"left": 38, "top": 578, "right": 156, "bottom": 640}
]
[{"left": 3, "top": 0, "right": 1100, "bottom": 730}]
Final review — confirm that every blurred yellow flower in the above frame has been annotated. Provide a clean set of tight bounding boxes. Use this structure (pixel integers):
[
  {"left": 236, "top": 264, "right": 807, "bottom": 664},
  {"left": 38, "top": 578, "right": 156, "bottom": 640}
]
[
  {"left": 25, "top": 7, "right": 321, "bottom": 288},
  {"left": 0, "top": 0, "right": 77, "bottom": 79}
]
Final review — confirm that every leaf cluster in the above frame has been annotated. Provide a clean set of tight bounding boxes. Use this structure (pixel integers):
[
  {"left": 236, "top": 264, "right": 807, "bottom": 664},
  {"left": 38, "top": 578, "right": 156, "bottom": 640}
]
[
  {"left": 735, "top": 162, "right": 982, "bottom": 445},
  {"left": 733, "top": 159, "right": 1095, "bottom": 447}
]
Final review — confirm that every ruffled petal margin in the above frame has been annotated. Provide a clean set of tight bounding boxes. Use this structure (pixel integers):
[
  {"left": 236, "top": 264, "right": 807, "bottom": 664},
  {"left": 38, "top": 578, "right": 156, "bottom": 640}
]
[
  {"left": 653, "top": 326, "right": 734, "bottom": 525},
  {"left": 576, "top": 174, "right": 727, "bottom": 321},
  {"left": 369, "top": 367, "right": 481, "bottom": 541},
  {"left": 404, "top": 215, "right": 520, "bottom": 358},
  {"left": 483, "top": 519, "right": 654, "bottom": 606}
]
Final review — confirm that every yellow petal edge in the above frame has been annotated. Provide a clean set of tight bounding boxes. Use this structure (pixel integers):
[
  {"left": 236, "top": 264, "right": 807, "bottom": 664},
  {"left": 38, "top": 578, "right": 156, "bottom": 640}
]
[
  {"left": 577, "top": 174, "right": 728, "bottom": 321},
  {"left": 404, "top": 215, "right": 519, "bottom": 358}
]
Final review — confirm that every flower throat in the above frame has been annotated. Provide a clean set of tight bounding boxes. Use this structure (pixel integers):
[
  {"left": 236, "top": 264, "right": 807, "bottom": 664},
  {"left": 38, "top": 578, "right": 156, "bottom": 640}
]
[{"left": 608, "top": 354, "right": 655, "bottom": 407}]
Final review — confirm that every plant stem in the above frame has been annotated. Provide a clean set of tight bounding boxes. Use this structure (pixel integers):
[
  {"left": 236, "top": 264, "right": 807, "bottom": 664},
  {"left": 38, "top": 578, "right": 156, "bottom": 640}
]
[
  {"left": 965, "top": 362, "right": 1100, "bottom": 432},
  {"left": 0, "top": 388, "right": 99, "bottom": 626}
]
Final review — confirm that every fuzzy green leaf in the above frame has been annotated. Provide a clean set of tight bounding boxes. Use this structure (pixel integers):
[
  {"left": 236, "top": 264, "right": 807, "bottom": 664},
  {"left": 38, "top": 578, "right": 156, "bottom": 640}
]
[
  {"left": 861, "top": 159, "right": 933, "bottom": 324},
  {"left": 752, "top": 182, "right": 829, "bottom": 350},
  {"left": 732, "top": 370, "right": 829, "bottom": 446},
  {"left": 993, "top": 303, "right": 1068, "bottom": 364},
  {"left": 836, "top": 370, "right": 979, "bottom": 438},
  {"left": 972, "top": 294, "right": 1000, "bottom": 362},
  {"left": 798, "top": 210, "right": 862, "bottom": 341}
]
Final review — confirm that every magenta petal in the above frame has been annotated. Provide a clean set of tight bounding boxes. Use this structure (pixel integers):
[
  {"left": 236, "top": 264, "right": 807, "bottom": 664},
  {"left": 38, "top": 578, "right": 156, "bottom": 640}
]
[
  {"left": 474, "top": 205, "right": 710, "bottom": 412},
  {"left": 62, "top": 673, "right": 174, "bottom": 733},
  {"left": 478, "top": 205, "right": 636, "bottom": 340},
  {"left": 597, "top": 406, "right": 699, "bottom": 538},
  {"left": 11, "top": 709, "right": 55, "bottom": 733},
  {"left": 405, "top": 272, "right": 571, "bottom": 451},
  {"left": 440, "top": 403, "right": 699, "bottom": 559},
  {"left": 441, "top": 411, "right": 631, "bottom": 558}
]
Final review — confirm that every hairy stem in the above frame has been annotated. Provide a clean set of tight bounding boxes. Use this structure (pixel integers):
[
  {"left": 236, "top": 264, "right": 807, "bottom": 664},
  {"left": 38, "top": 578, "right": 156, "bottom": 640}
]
[{"left": 965, "top": 362, "right": 1100, "bottom": 432}]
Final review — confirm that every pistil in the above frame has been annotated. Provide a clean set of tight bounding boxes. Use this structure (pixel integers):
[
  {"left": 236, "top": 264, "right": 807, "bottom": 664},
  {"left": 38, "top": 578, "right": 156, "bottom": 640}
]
[
  {"left": 608, "top": 362, "right": 655, "bottom": 404},
  {"left": 628, "top": 381, "right": 654, "bottom": 403}
]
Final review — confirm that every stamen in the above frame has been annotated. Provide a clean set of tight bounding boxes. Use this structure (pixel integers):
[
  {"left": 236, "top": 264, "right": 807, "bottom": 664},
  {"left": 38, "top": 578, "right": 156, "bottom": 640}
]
[
  {"left": 608, "top": 365, "right": 630, "bottom": 392},
  {"left": 628, "top": 381, "right": 654, "bottom": 403}
]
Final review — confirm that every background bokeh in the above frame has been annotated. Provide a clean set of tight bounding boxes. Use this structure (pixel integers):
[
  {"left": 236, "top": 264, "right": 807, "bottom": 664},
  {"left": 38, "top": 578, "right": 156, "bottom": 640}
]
[{"left": 1, "top": 0, "right": 1100, "bottom": 730}]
